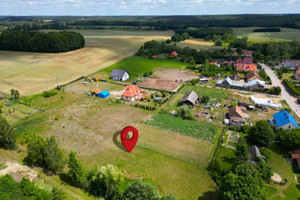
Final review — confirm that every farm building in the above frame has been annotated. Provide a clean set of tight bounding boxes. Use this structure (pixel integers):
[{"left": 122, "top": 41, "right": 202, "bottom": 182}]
[
  {"left": 228, "top": 106, "right": 244, "bottom": 126},
  {"left": 110, "top": 69, "right": 129, "bottom": 81},
  {"left": 216, "top": 77, "right": 244, "bottom": 89},
  {"left": 250, "top": 96, "right": 282, "bottom": 110},
  {"left": 282, "top": 59, "right": 300, "bottom": 69},
  {"left": 292, "top": 149, "right": 300, "bottom": 169},
  {"left": 269, "top": 110, "right": 299, "bottom": 130},
  {"left": 294, "top": 69, "right": 300, "bottom": 80},
  {"left": 247, "top": 71, "right": 262, "bottom": 81},
  {"left": 169, "top": 51, "right": 178, "bottom": 58},
  {"left": 231, "top": 73, "right": 242, "bottom": 81},
  {"left": 97, "top": 91, "right": 110, "bottom": 99},
  {"left": 244, "top": 79, "right": 265, "bottom": 91},
  {"left": 248, "top": 145, "right": 266, "bottom": 163},
  {"left": 236, "top": 63, "right": 257, "bottom": 72},
  {"left": 242, "top": 50, "right": 253, "bottom": 57},
  {"left": 179, "top": 91, "right": 199, "bottom": 107},
  {"left": 122, "top": 85, "right": 144, "bottom": 102}
]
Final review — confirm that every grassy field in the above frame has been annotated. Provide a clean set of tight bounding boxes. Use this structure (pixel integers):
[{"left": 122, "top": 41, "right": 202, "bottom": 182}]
[
  {"left": 96, "top": 56, "right": 187, "bottom": 81},
  {"left": 144, "top": 114, "right": 218, "bottom": 142},
  {"left": 2, "top": 87, "right": 217, "bottom": 200},
  {"left": 176, "top": 39, "right": 222, "bottom": 50},
  {"left": 0, "top": 30, "right": 171, "bottom": 96},
  {"left": 233, "top": 27, "right": 300, "bottom": 43},
  {"left": 180, "top": 85, "right": 231, "bottom": 99}
]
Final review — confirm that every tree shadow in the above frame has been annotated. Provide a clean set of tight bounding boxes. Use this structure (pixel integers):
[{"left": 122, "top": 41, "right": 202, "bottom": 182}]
[
  {"left": 198, "top": 191, "right": 217, "bottom": 200},
  {"left": 58, "top": 173, "right": 72, "bottom": 186},
  {"left": 113, "top": 130, "right": 127, "bottom": 152}
]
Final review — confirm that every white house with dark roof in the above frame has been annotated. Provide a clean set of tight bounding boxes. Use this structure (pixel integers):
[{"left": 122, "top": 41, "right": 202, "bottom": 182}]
[{"left": 110, "top": 69, "right": 129, "bottom": 81}]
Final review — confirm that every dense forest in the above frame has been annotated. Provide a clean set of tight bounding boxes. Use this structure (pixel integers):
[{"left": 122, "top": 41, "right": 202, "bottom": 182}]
[
  {"left": 0, "top": 31, "right": 85, "bottom": 53},
  {"left": 1, "top": 15, "right": 300, "bottom": 31}
]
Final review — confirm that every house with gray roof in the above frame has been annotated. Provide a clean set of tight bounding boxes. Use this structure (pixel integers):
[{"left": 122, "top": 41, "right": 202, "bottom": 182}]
[
  {"left": 110, "top": 69, "right": 129, "bottom": 81},
  {"left": 248, "top": 145, "right": 266, "bottom": 163},
  {"left": 244, "top": 79, "right": 265, "bottom": 91},
  {"left": 179, "top": 91, "right": 199, "bottom": 107},
  {"left": 216, "top": 77, "right": 244, "bottom": 89}
]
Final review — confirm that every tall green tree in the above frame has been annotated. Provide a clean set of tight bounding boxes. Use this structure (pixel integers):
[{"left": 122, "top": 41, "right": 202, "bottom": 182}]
[
  {"left": 0, "top": 116, "right": 16, "bottom": 149},
  {"left": 25, "top": 135, "right": 46, "bottom": 166},
  {"left": 124, "top": 179, "right": 160, "bottom": 200},
  {"left": 278, "top": 128, "right": 300, "bottom": 150},
  {"left": 44, "top": 136, "right": 65, "bottom": 173},
  {"left": 248, "top": 120, "right": 275, "bottom": 146},
  {"left": 90, "top": 164, "right": 124, "bottom": 200},
  {"left": 67, "top": 151, "right": 83, "bottom": 187},
  {"left": 218, "top": 164, "right": 266, "bottom": 200}
]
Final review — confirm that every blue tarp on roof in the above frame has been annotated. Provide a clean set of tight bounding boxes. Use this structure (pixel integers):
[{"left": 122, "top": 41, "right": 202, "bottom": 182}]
[
  {"left": 97, "top": 91, "right": 110, "bottom": 99},
  {"left": 272, "top": 110, "right": 299, "bottom": 128}
]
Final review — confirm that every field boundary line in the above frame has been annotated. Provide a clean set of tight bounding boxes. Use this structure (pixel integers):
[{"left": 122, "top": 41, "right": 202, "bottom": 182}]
[{"left": 209, "top": 127, "right": 227, "bottom": 167}]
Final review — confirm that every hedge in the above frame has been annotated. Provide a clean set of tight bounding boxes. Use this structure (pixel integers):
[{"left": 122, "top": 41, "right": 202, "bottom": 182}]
[{"left": 283, "top": 79, "right": 300, "bottom": 96}]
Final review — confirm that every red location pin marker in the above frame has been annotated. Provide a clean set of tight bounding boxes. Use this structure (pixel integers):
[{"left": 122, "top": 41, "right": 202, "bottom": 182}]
[{"left": 121, "top": 126, "right": 138, "bottom": 152}]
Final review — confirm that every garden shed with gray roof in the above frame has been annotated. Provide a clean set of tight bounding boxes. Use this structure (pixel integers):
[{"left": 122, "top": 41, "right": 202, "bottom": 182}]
[{"left": 179, "top": 91, "right": 199, "bottom": 107}]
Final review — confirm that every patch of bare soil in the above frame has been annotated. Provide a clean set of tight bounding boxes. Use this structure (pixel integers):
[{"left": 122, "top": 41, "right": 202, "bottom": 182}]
[
  {"left": 139, "top": 68, "right": 198, "bottom": 91},
  {"left": 0, "top": 162, "right": 38, "bottom": 182}
]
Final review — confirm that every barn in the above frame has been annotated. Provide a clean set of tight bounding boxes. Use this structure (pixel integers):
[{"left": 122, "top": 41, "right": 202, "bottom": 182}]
[{"left": 97, "top": 91, "right": 110, "bottom": 99}]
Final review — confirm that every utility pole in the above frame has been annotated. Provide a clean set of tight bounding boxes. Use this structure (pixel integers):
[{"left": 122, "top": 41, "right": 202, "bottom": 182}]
[{"left": 57, "top": 75, "right": 61, "bottom": 89}]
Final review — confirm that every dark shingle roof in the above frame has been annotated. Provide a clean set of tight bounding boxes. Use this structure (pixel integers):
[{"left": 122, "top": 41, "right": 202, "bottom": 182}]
[
  {"left": 248, "top": 145, "right": 265, "bottom": 161},
  {"left": 180, "top": 91, "right": 199, "bottom": 105},
  {"left": 110, "top": 69, "right": 127, "bottom": 78}
]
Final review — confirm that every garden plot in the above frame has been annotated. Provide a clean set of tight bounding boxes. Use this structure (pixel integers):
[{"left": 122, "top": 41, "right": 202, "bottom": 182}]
[
  {"left": 1, "top": 102, "right": 40, "bottom": 124},
  {"left": 139, "top": 68, "right": 198, "bottom": 91}
]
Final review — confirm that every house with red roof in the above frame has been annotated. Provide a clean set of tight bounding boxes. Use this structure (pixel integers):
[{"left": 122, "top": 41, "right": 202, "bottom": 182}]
[
  {"left": 236, "top": 59, "right": 243, "bottom": 64},
  {"left": 236, "top": 63, "right": 257, "bottom": 72},
  {"left": 229, "top": 106, "right": 244, "bottom": 126},
  {"left": 122, "top": 85, "right": 145, "bottom": 102},
  {"left": 243, "top": 57, "right": 253, "bottom": 64},
  {"left": 242, "top": 50, "right": 253, "bottom": 57},
  {"left": 169, "top": 51, "right": 178, "bottom": 58},
  {"left": 294, "top": 69, "right": 300, "bottom": 80}
]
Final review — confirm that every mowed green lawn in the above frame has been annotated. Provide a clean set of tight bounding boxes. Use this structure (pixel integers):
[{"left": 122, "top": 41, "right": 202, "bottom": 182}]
[
  {"left": 9, "top": 89, "right": 217, "bottom": 200},
  {"left": 97, "top": 56, "right": 187, "bottom": 81},
  {"left": 180, "top": 85, "right": 231, "bottom": 99}
]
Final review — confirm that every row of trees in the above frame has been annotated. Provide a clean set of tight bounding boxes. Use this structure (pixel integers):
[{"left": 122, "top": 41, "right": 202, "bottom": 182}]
[
  {"left": 24, "top": 135, "right": 177, "bottom": 200},
  {"left": 250, "top": 40, "right": 300, "bottom": 60},
  {"left": 67, "top": 151, "right": 176, "bottom": 200},
  {"left": 0, "top": 174, "right": 65, "bottom": 200},
  {"left": 137, "top": 40, "right": 232, "bottom": 64},
  {"left": 171, "top": 32, "right": 189, "bottom": 42},
  {"left": 0, "top": 31, "right": 85, "bottom": 53},
  {"left": 66, "top": 15, "right": 300, "bottom": 30}
]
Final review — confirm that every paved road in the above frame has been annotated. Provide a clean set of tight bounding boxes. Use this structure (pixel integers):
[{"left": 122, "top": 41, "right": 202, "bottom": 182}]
[{"left": 260, "top": 63, "right": 300, "bottom": 119}]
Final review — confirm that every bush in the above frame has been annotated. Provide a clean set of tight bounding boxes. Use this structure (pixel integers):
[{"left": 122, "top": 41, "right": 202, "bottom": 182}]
[
  {"left": 42, "top": 90, "right": 58, "bottom": 98},
  {"left": 283, "top": 79, "right": 300, "bottom": 96},
  {"left": 177, "top": 105, "right": 195, "bottom": 120},
  {"left": 0, "top": 116, "right": 16, "bottom": 149},
  {"left": 260, "top": 147, "right": 272, "bottom": 161},
  {"left": 201, "top": 96, "right": 210, "bottom": 103}
]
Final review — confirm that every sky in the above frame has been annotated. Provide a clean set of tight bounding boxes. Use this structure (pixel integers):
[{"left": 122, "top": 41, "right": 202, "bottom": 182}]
[{"left": 1, "top": 0, "right": 300, "bottom": 16}]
